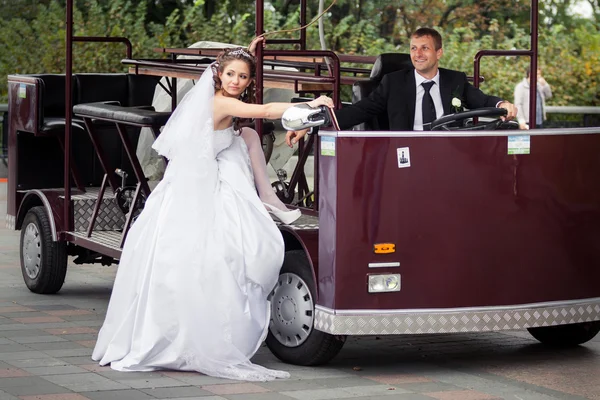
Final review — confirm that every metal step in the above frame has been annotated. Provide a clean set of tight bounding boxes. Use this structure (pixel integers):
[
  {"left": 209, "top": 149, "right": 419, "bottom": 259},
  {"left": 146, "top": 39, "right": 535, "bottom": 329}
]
[
  {"left": 275, "top": 213, "right": 319, "bottom": 230},
  {"left": 60, "top": 187, "right": 125, "bottom": 232},
  {"left": 68, "top": 230, "right": 123, "bottom": 252}
]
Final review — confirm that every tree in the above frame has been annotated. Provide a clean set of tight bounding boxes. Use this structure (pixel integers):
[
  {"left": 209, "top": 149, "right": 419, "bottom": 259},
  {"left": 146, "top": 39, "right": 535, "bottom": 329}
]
[
  {"left": 586, "top": 0, "right": 600, "bottom": 28},
  {"left": 0, "top": 0, "right": 52, "bottom": 20},
  {"left": 0, "top": 0, "right": 598, "bottom": 107}
]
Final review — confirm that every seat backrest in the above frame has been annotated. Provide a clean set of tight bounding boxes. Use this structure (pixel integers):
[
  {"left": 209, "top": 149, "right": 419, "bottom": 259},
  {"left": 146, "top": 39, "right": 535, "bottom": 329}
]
[
  {"left": 127, "top": 74, "right": 161, "bottom": 107},
  {"left": 27, "top": 73, "right": 158, "bottom": 121},
  {"left": 75, "top": 73, "right": 129, "bottom": 106},
  {"left": 75, "top": 73, "right": 160, "bottom": 108},
  {"left": 32, "top": 74, "right": 79, "bottom": 128},
  {"left": 9, "top": 73, "right": 161, "bottom": 188},
  {"left": 352, "top": 53, "right": 412, "bottom": 130},
  {"left": 22, "top": 73, "right": 157, "bottom": 132}
]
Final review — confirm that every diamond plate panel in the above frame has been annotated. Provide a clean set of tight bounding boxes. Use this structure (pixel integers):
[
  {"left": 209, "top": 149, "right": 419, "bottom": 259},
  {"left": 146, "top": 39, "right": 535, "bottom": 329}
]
[
  {"left": 315, "top": 300, "right": 600, "bottom": 335},
  {"left": 279, "top": 223, "right": 319, "bottom": 230},
  {"left": 66, "top": 187, "right": 126, "bottom": 232},
  {"left": 274, "top": 214, "right": 319, "bottom": 230},
  {"left": 73, "top": 199, "right": 124, "bottom": 232}
]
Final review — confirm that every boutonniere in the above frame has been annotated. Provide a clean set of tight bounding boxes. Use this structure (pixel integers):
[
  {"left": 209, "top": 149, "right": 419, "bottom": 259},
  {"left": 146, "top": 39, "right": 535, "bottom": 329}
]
[
  {"left": 451, "top": 97, "right": 462, "bottom": 113},
  {"left": 451, "top": 87, "right": 464, "bottom": 113}
]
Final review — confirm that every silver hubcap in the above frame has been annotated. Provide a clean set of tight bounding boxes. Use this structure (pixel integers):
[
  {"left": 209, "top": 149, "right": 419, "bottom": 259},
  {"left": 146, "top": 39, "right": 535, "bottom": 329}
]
[
  {"left": 22, "top": 222, "right": 42, "bottom": 280},
  {"left": 269, "top": 272, "right": 314, "bottom": 347}
]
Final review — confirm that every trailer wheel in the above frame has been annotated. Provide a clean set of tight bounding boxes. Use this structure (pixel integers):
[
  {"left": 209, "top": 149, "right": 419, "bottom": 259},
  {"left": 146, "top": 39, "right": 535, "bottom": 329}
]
[
  {"left": 20, "top": 206, "right": 67, "bottom": 294},
  {"left": 527, "top": 321, "right": 600, "bottom": 347},
  {"left": 266, "top": 250, "right": 345, "bottom": 365}
]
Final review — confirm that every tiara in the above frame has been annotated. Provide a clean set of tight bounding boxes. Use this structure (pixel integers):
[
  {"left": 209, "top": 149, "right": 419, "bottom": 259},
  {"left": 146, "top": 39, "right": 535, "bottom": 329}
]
[{"left": 229, "top": 48, "right": 253, "bottom": 59}]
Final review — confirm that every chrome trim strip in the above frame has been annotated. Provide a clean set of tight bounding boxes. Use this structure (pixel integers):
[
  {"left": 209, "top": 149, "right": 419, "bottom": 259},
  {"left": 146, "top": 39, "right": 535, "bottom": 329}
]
[
  {"left": 314, "top": 298, "right": 600, "bottom": 335},
  {"left": 546, "top": 105, "right": 600, "bottom": 114},
  {"left": 368, "top": 262, "right": 400, "bottom": 268},
  {"left": 316, "top": 297, "right": 600, "bottom": 316}
]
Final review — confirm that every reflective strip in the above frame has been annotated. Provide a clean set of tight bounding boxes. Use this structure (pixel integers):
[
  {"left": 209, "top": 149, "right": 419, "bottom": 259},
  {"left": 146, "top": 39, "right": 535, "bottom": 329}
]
[{"left": 368, "top": 262, "right": 400, "bottom": 268}]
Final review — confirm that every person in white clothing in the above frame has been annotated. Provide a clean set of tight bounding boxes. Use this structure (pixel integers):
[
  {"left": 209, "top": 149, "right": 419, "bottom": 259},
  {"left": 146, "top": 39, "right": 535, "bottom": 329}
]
[
  {"left": 514, "top": 67, "right": 552, "bottom": 129},
  {"left": 91, "top": 38, "right": 333, "bottom": 381}
]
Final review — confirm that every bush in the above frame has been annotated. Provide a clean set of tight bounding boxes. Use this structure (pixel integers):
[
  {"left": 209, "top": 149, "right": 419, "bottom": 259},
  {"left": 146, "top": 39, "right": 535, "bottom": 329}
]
[
  {"left": 1, "top": 0, "right": 598, "bottom": 107},
  {"left": 0, "top": 0, "right": 185, "bottom": 102}
]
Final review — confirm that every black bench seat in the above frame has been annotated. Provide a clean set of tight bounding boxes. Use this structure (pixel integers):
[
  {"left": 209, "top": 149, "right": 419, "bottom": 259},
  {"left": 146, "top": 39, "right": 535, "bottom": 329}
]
[
  {"left": 71, "top": 102, "right": 172, "bottom": 245},
  {"left": 40, "top": 117, "right": 86, "bottom": 135},
  {"left": 73, "top": 102, "right": 172, "bottom": 203},
  {"left": 7, "top": 73, "right": 162, "bottom": 194},
  {"left": 73, "top": 102, "right": 171, "bottom": 127}
]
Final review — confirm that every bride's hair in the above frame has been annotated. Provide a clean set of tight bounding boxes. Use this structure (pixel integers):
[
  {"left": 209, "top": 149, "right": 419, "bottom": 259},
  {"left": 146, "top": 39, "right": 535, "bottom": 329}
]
[
  {"left": 213, "top": 48, "right": 256, "bottom": 100},
  {"left": 212, "top": 48, "right": 257, "bottom": 133}
]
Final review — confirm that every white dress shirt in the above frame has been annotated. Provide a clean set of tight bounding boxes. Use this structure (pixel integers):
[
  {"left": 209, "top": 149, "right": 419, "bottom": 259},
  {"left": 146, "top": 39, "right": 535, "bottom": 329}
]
[{"left": 413, "top": 70, "right": 444, "bottom": 131}]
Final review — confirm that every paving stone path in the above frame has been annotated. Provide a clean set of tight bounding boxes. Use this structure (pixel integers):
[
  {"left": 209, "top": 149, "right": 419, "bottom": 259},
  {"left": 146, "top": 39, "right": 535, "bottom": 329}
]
[{"left": 0, "top": 183, "right": 598, "bottom": 400}]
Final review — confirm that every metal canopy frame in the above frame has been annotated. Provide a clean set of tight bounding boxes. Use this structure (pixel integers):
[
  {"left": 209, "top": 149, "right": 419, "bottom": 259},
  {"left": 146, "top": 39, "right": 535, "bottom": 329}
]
[
  {"left": 63, "top": 0, "right": 542, "bottom": 232},
  {"left": 473, "top": 0, "right": 539, "bottom": 130}
]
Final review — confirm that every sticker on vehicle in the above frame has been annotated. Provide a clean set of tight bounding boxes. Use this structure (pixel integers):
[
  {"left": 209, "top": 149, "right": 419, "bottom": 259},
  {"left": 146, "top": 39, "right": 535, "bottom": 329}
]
[
  {"left": 397, "top": 147, "right": 411, "bottom": 168},
  {"left": 18, "top": 84, "right": 27, "bottom": 99},
  {"left": 508, "top": 135, "right": 530, "bottom": 155},
  {"left": 321, "top": 136, "right": 335, "bottom": 156}
]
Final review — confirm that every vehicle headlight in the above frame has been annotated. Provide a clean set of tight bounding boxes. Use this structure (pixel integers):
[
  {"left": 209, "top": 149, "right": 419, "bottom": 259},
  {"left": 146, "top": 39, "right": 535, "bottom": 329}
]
[{"left": 368, "top": 274, "right": 401, "bottom": 293}]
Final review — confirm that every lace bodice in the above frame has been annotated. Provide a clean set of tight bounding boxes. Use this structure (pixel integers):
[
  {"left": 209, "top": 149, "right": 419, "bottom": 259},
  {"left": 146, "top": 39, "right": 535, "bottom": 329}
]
[{"left": 213, "top": 126, "right": 235, "bottom": 156}]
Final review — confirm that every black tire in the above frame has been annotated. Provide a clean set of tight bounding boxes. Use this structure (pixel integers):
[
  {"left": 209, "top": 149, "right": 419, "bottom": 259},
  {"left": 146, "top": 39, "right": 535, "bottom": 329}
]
[
  {"left": 266, "top": 250, "right": 345, "bottom": 365},
  {"left": 527, "top": 321, "right": 600, "bottom": 347},
  {"left": 20, "top": 206, "right": 67, "bottom": 294}
]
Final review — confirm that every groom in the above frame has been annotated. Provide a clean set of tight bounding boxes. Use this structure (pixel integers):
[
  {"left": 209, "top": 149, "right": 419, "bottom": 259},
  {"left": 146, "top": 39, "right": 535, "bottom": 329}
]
[{"left": 286, "top": 27, "right": 517, "bottom": 143}]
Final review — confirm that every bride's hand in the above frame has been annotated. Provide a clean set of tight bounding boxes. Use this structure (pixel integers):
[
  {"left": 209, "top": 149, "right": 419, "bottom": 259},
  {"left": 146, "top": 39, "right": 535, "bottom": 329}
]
[
  {"left": 248, "top": 36, "right": 265, "bottom": 56},
  {"left": 308, "top": 95, "right": 334, "bottom": 109}
]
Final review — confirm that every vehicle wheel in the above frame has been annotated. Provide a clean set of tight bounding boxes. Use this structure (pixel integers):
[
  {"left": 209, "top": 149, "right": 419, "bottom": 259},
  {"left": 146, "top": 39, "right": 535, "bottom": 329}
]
[
  {"left": 527, "top": 321, "right": 600, "bottom": 346},
  {"left": 20, "top": 206, "right": 67, "bottom": 294},
  {"left": 266, "top": 250, "right": 345, "bottom": 365}
]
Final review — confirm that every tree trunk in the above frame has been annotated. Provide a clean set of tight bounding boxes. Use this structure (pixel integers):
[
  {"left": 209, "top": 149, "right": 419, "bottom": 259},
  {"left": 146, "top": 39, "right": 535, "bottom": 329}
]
[{"left": 205, "top": 0, "right": 217, "bottom": 20}]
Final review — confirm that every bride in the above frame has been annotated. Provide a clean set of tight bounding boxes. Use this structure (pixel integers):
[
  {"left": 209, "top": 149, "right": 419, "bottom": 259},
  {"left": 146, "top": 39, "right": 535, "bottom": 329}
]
[{"left": 91, "top": 39, "right": 333, "bottom": 381}]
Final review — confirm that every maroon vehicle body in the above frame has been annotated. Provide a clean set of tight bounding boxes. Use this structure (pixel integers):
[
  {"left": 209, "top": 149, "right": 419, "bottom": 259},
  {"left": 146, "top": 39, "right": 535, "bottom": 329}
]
[{"left": 318, "top": 132, "right": 600, "bottom": 310}]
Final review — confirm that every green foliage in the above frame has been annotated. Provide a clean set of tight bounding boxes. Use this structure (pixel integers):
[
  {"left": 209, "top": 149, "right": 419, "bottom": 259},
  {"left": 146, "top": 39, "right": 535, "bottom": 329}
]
[
  {"left": 441, "top": 21, "right": 600, "bottom": 107},
  {"left": 0, "top": 0, "right": 53, "bottom": 21},
  {"left": 0, "top": 0, "right": 598, "bottom": 108},
  {"left": 0, "top": 0, "right": 185, "bottom": 102},
  {"left": 182, "top": 0, "right": 253, "bottom": 45}
]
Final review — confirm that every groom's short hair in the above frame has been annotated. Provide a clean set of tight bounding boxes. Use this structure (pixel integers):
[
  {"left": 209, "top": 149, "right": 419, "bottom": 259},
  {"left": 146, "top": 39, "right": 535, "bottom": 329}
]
[{"left": 412, "top": 28, "right": 443, "bottom": 50}]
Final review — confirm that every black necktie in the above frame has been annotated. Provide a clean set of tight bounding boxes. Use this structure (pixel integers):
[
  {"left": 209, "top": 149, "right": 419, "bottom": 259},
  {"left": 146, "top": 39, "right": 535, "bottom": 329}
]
[{"left": 421, "top": 81, "right": 436, "bottom": 130}]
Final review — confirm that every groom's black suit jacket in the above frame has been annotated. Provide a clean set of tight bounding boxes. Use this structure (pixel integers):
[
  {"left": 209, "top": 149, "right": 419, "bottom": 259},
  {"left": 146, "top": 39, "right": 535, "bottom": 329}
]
[{"left": 335, "top": 67, "right": 503, "bottom": 131}]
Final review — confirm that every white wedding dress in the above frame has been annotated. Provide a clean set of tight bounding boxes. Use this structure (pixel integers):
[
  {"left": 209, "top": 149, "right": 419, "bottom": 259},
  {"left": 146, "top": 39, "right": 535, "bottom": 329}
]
[{"left": 92, "top": 65, "right": 289, "bottom": 381}]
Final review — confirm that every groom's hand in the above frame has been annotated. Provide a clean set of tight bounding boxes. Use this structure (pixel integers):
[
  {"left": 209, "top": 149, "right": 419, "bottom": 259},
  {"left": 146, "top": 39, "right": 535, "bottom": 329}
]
[
  {"left": 285, "top": 129, "right": 309, "bottom": 148},
  {"left": 498, "top": 101, "right": 517, "bottom": 121}
]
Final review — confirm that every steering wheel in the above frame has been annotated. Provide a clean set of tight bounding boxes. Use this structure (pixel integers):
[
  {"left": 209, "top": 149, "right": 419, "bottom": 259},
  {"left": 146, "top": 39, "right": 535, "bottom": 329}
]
[{"left": 430, "top": 107, "right": 509, "bottom": 131}]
